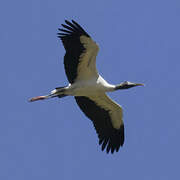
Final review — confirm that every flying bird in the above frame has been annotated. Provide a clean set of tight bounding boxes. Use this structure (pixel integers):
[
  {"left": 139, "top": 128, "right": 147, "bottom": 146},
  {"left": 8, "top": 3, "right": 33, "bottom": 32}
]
[{"left": 29, "top": 20, "right": 144, "bottom": 154}]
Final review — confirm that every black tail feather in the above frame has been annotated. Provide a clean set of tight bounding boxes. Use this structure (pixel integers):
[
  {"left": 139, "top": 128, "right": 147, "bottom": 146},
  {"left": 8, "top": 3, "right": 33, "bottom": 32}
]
[
  {"left": 54, "top": 86, "right": 68, "bottom": 98},
  {"left": 58, "top": 94, "right": 67, "bottom": 98},
  {"left": 55, "top": 86, "right": 66, "bottom": 90}
]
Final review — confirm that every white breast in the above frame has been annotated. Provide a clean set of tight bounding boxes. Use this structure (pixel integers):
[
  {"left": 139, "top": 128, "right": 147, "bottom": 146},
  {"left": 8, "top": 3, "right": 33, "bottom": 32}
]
[{"left": 66, "top": 75, "right": 115, "bottom": 96}]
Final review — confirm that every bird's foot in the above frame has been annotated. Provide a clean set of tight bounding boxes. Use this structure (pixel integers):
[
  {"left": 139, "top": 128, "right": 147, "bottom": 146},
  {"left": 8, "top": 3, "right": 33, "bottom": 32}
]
[{"left": 28, "top": 96, "right": 48, "bottom": 102}]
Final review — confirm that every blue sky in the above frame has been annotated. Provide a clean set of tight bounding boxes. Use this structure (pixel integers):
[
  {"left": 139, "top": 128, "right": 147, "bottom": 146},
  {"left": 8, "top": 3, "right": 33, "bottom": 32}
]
[{"left": 1, "top": 0, "right": 180, "bottom": 179}]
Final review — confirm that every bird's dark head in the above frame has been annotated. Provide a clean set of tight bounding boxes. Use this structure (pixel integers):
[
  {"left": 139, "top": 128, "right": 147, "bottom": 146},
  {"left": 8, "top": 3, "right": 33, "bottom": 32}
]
[{"left": 115, "top": 81, "right": 144, "bottom": 90}]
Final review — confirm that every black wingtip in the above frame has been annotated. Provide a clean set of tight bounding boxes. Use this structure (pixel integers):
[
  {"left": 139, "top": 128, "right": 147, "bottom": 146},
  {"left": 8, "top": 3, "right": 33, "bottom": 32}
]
[
  {"left": 104, "top": 124, "right": 125, "bottom": 154},
  {"left": 65, "top": 19, "right": 70, "bottom": 24},
  {"left": 119, "top": 124, "right": 125, "bottom": 146},
  {"left": 71, "top": 19, "right": 77, "bottom": 24},
  {"left": 58, "top": 19, "right": 90, "bottom": 39}
]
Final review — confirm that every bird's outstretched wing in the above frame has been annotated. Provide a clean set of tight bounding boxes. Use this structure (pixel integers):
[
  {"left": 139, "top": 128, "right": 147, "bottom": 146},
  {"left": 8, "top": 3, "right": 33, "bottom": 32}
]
[
  {"left": 75, "top": 94, "right": 124, "bottom": 154},
  {"left": 58, "top": 20, "right": 99, "bottom": 83}
]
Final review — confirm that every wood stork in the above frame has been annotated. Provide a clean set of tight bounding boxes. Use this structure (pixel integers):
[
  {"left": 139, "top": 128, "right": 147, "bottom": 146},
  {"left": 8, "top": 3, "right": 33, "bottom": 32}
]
[{"left": 29, "top": 20, "right": 144, "bottom": 154}]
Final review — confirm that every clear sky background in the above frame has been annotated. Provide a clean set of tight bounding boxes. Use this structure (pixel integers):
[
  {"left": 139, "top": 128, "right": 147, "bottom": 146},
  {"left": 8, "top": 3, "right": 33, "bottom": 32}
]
[{"left": 0, "top": 0, "right": 180, "bottom": 179}]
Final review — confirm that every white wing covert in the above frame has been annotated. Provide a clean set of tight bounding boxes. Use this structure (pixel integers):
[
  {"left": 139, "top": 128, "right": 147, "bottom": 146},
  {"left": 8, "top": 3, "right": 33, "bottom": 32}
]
[{"left": 58, "top": 20, "right": 99, "bottom": 83}]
